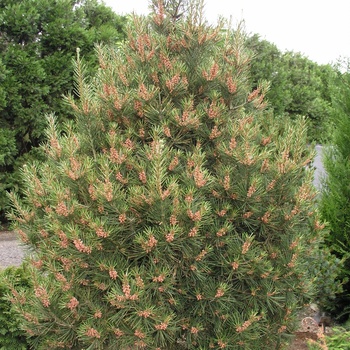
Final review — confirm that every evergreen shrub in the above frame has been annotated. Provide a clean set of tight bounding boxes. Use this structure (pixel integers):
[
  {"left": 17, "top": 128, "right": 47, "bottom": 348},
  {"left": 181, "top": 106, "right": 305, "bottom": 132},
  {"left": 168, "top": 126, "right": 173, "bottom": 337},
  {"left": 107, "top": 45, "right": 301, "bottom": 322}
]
[{"left": 7, "top": 2, "right": 326, "bottom": 349}]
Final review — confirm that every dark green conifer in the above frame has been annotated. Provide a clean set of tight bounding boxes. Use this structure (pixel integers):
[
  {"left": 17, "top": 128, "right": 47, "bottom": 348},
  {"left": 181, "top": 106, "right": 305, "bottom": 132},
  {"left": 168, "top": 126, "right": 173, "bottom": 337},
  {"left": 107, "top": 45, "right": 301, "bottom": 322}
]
[{"left": 319, "top": 61, "right": 350, "bottom": 319}]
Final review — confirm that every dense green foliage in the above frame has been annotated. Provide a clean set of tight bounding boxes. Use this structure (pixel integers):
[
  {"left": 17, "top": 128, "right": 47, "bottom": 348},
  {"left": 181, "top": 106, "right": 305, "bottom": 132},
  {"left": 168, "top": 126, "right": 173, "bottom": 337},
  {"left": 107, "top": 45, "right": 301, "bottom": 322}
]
[
  {"left": 0, "top": 0, "right": 340, "bottom": 225},
  {"left": 309, "top": 246, "right": 344, "bottom": 312},
  {"left": 7, "top": 2, "right": 326, "bottom": 349},
  {"left": 246, "top": 34, "right": 335, "bottom": 142},
  {"left": 0, "top": 264, "right": 32, "bottom": 349},
  {"left": 0, "top": 0, "right": 126, "bottom": 220},
  {"left": 319, "top": 61, "right": 350, "bottom": 320},
  {"left": 307, "top": 325, "right": 350, "bottom": 349}
]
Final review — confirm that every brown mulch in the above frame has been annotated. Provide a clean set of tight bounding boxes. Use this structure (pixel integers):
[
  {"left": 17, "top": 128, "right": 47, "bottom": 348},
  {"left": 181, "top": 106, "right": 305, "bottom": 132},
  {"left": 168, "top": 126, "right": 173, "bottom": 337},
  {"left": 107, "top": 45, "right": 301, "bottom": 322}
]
[{"left": 289, "top": 332, "right": 319, "bottom": 350}]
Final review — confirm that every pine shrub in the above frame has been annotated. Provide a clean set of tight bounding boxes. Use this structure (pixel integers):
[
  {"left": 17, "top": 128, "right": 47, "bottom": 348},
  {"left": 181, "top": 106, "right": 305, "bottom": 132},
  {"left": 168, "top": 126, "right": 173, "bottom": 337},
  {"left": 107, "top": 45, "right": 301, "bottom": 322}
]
[{"left": 7, "top": 2, "right": 325, "bottom": 349}]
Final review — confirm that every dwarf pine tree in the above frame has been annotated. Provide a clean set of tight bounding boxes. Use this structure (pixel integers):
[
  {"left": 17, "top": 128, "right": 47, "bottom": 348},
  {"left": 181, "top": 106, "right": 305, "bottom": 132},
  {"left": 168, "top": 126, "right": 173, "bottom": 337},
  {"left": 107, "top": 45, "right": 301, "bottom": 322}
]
[{"left": 7, "top": 2, "right": 325, "bottom": 349}]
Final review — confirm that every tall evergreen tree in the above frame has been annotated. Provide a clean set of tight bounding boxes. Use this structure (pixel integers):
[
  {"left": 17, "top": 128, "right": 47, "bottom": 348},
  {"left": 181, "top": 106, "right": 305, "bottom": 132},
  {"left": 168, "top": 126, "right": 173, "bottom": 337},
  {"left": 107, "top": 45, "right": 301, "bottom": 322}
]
[
  {"left": 319, "top": 60, "right": 350, "bottom": 319},
  {"left": 7, "top": 2, "right": 325, "bottom": 348},
  {"left": 246, "top": 35, "right": 335, "bottom": 143}
]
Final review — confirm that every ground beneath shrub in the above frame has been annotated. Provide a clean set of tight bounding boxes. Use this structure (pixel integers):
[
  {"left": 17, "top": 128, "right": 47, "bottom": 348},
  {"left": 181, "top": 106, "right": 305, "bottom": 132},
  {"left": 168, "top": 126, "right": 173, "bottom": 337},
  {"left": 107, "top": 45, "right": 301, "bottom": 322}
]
[
  {"left": 0, "top": 231, "right": 329, "bottom": 349},
  {"left": 288, "top": 332, "right": 319, "bottom": 350},
  {"left": 287, "top": 305, "right": 332, "bottom": 349}
]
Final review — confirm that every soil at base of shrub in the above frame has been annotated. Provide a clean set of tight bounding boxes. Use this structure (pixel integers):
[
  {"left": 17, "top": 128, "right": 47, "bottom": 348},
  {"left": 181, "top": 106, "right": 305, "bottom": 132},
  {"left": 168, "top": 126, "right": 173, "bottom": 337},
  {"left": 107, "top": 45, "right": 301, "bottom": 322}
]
[{"left": 288, "top": 332, "right": 319, "bottom": 350}]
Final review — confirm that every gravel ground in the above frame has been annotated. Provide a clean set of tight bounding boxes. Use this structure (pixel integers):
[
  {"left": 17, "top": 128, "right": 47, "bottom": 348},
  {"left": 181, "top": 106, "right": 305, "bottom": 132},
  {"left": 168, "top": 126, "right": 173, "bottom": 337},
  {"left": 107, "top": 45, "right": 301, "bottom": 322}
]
[{"left": 0, "top": 231, "right": 26, "bottom": 269}]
